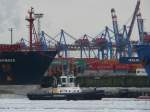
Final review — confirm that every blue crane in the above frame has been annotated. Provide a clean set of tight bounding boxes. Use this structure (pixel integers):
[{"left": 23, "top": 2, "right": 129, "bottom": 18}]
[
  {"left": 111, "top": 8, "right": 126, "bottom": 58},
  {"left": 92, "top": 26, "right": 113, "bottom": 59},
  {"left": 137, "top": 12, "right": 144, "bottom": 43},
  {"left": 126, "top": 0, "right": 140, "bottom": 57},
  {"left": 75, "top": 34, "right": 91, "bottom": 58},
  {"left": 111, "top": 0, "right": 140, "bottom": 58}
]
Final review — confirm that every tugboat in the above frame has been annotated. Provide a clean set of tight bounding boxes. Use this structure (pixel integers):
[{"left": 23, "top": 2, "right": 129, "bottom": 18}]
[{"left": 27, "top": 73, "right": 104, "bottom": 100}]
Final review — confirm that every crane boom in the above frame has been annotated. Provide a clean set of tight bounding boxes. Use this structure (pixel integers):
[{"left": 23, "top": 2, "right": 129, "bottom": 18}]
[{"left": 127, "top": 0, "right": 140, "bottom": 40}]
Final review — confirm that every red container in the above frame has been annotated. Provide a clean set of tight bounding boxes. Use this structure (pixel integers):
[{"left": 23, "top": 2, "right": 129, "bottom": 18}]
[
  {"left": 144, "top": 35, "right": 150, "bottom": 42},
  {"left": 86, "top": 59, "right": 100, "bottom": 65},
  {"left": 75, "top": 39, "right": 89, "bottom": 46},
  {"left": 88, "top": 63, "right": 114, "bottom": 70},
  {"left": 129, "top": 64, "right": 143, "bottom": 71},
  {"left": 97, "top": 64, "right": 114, "bottom": 70},
  {"left": 115, "top": 64, "right": 129, "bottom": 70},
  {"left": 94, "top": 38, "right": 107, "bottom": 46}
]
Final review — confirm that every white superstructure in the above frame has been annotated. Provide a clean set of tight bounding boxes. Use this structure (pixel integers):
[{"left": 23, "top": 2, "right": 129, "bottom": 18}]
[{"left": 49, "top": 74, "right": 82, "bottom": 94}]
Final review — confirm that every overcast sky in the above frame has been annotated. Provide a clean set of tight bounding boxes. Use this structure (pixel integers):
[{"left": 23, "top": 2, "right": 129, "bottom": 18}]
[{"left": 0, "top": 0, "right": 150, "bottom": 44}]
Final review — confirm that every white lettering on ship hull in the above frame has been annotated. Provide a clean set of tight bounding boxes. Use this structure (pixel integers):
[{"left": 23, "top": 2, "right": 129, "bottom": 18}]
[{"left": 0, "top": 59, "right": 16, "bottom": 62}]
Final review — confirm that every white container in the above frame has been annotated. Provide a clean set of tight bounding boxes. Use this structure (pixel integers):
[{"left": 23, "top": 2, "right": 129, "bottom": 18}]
[{"left": 136, "top": 68, "right": 148, "bottom": 76}]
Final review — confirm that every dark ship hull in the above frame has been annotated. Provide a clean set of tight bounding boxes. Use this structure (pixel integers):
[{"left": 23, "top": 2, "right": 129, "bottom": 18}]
[
  {"left": 27, "top": 90, "right": 104, "bottom": 100},
  {"left": 135, "top": 44, "right": 150, "bottom": 77},
  {"left": 0, "top": 50, "right": 57, "bottom": 84}
]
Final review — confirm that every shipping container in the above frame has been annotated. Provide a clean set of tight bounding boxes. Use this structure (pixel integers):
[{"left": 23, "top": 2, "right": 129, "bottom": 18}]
[
  {"left": 136, "top": 68, "right": 148, "bottom": 76},
  {"left": 50, "top": 60, "right": 68, "bottom": 72},
  {"left": 97, "top": 64, "right": 114, "bottom": 70},
  {"left": 115, "top": 64, "right": 130, "bottom": 70},
  {"left": 129, "top": 64, "right": 143, "bottom": 71},
  {"left": 75, "top": 38, "right": 89, "bottom": 46},
  {"left": 92, "top": 38, "right": 107, "bottom": 46},
  {"left": 51, "top": 60, "right": 68, "bottom": 65},
  {"left": 113, "top": 70, "right": 128, "bottom": 74},
  {"left": 88, "top": 63, "right": 114, "bottom": 70},
  {"left": 144, "top": 35, "right": 150, "bottom": 42},
  {"left": 75, "top": 59, "right": 86, "bottom": 65},
  {"left": 100, "top": 59, "right": 119, "bottom": 65},
  {"left": 85, "top": 58, "right": 100, "bottom": 64},
  {"left": 74, "top": 59, "right": 87, "bottom": 73}
]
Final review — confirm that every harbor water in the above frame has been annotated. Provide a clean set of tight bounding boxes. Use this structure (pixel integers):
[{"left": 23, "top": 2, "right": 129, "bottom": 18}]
[{"left": 0, "top": 97, "right": 150, "bottom": 112}]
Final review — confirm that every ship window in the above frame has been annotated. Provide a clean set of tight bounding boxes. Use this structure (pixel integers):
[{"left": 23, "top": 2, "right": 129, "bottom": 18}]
[
  {"left": 62, "top": 78, "right": 66, "bottom": 83},
  {"left": 137, "top": 71, "right": 140, "bottom": 73},
  {"left": 69, "top": 78, "right": 74, "bottom": 83}
]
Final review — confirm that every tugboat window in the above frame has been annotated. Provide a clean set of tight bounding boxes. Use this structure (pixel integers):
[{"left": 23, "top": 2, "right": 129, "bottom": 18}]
[
  {"left": 70, "top": 78, "right": 74, "bottom": 83},
  {"left": 62, "top": 78, "right": 66, "bottom": 83}
]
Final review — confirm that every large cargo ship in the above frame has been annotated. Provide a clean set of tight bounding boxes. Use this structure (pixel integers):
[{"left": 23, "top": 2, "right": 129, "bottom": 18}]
[
  {"left": 135, "top": 44, "right": 150, "bottom": 77},
  {"left": 49, "top": 58, "right": 143, "bottom": 77},
  {"left": 0, "top": 49, "right": 57, "bottom": 84},
  {"left": 0, "top": 8, "right": 57, "bottom": 84}
]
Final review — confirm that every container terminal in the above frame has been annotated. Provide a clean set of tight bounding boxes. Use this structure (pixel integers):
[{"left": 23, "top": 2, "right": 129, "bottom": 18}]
[
  {"left": 0, "top": 0, "right": 150, "bottom": 97},
  {"left": 42, "top": 0, "right": 150, "bottom": 87}
]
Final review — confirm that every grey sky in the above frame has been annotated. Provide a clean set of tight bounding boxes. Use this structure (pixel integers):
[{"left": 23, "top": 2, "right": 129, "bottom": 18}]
[{"left": 0, "top": 0, "right": 150, "bottom": 44}]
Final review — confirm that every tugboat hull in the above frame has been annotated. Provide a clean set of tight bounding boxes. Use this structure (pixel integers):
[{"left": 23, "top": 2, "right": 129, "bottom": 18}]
[{"left": 27, "top": 90, "right": 104, "bottom": 100}]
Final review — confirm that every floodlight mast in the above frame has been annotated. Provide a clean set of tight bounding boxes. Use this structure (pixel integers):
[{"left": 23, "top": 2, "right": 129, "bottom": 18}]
[{"left": 34, "top": 13, "right": 44, "bottom": 38}]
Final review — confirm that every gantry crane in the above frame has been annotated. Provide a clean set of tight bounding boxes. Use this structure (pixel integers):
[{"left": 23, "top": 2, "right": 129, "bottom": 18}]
[{"left": 111, "top": 0, "right": 140, "bottom": 58}]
